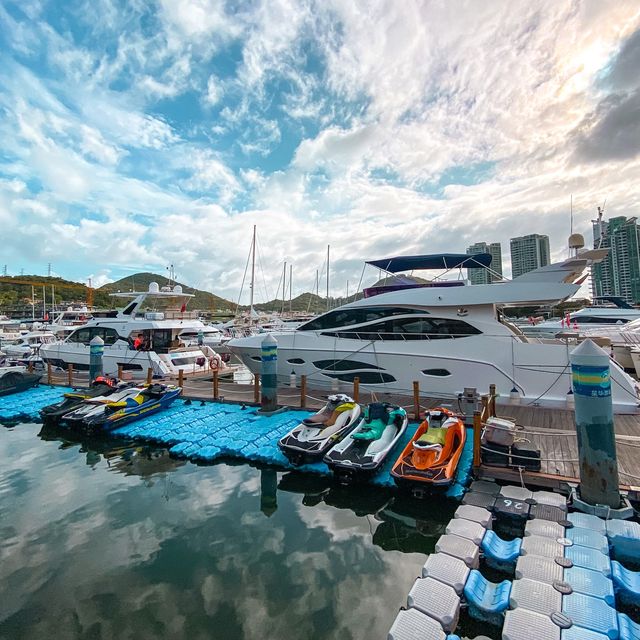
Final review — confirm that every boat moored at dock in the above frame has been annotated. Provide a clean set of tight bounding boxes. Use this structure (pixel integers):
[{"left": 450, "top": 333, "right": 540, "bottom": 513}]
[{"left": 229, "top": 251, "right": 640, "bottom": 412}]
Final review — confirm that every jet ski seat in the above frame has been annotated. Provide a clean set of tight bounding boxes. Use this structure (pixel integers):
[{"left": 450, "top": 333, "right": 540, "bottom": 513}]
[
  {"left": 412, "top": 418, "right": 459, "bottom": 469},
  {"left": 352, "top": 403, "right": 400, "bottom": 441}
]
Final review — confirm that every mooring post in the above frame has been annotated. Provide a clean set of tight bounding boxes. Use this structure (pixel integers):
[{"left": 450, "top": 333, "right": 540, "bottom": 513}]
[
  {"left": 413, "top": 381, "right": 420, "bottom": 421},
  {"left": 570, "top": 339, "right": 621, "bottom": 509},
  {"left": 473, "top": 410, "right": 482, "bottom": 469},
  {"left": 47, "top": 362, "right": 52, "bottom": 385},
  {"left": 89, "top": 335, "right": 104, "bottom": 383},
  {"left": 353, "top": 376, "right": 360, "bottom": 403},
  {"left": 67, "top": 363, "right": 73, "bottom": 387},
  {"left": 178, "top": 369, "right": 184, "bottom": 388},
  {"left": 146, "top": 367, "right": 153, "bottom": 385},
  {"left": 260, "top": 334, "right": 278, "bottom": 412},
  {"left": 300, "top": 375, "right": 307, "bottom": 408},
  {"left": 117, "top": 363, "right": 124, "bottom": 380},
  {"left": 213, "top": 369, "right": 219, "bottom": 400}
]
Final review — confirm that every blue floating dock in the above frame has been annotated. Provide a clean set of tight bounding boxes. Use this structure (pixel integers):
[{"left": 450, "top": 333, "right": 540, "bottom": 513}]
[
  {"left": 619, "top": 612, "right": 640, "bottom": 640},
  {"left": 0, "top": 389, "right": 474, "bottom": 496},
  {"left": 562, "top": 592, "right": 618, "bottom": 639},
  {"left": 565, "top": 565, "right": 615, "bottom": 606},
  {"left": 607, "top": 520, "right": 640, "bottom": 565},
  {"left": 612, "top": 560, "right": 640, "bottom": 606},
  {"left": 0, "top": 385, "right": 74, "bottom": 422}
]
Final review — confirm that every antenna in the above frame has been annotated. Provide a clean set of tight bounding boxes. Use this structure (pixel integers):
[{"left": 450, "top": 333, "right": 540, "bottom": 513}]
[{"left": 570, "top": 194, "right": 573, "bottom": 235}]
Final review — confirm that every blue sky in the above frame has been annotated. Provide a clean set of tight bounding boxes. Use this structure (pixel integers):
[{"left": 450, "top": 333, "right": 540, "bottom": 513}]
[{"left": 1, "top": 0, "right": 640, "bottom": 302}]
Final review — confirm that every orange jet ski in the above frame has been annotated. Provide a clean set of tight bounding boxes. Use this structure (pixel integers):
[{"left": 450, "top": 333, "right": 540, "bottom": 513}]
[{"left": 391, "top": 407, "right": 466, "bottom": 490}]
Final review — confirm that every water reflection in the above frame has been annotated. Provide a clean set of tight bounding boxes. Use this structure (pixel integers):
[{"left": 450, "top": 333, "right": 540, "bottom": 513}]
[{"left": 0, "top": 422, "right": 460, "bottom": 640}]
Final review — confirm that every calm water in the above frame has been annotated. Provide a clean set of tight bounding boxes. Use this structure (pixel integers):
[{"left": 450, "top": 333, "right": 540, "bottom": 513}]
[{"left": 0, "top": 421, "right": 472, "bottom": 640}]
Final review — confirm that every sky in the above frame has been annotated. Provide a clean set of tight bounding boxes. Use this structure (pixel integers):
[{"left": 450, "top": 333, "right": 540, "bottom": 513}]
[{"left": 1, "top": 0, "right": 640, "bottom": 304}]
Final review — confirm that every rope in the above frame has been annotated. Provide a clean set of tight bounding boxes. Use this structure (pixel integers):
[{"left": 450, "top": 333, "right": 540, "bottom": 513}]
[{"left": 523, "top": 363, "right": 570, "bottom": 406}]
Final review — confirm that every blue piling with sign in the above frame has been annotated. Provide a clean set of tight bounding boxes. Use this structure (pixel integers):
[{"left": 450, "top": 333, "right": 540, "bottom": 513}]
[
  {"left": 260, "top": 334, "right": 278, "bottom": 413},
  {"left": 89, "top": 335, "right": 104, "bottom": 382},
  {"left": 570, "top": 339, "right": 621, "bottom": 509}
]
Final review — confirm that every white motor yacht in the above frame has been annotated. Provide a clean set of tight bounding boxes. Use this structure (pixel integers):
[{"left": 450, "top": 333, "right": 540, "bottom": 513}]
[
  {"left": 3, "top": 331, "right": 57, "bottom": 359},
  {"left": 519, "top": 297, "right": 640, "bottom": 339},
  {"left": 40, "top": 283, "right": 231, "bottom": 378},
  {"left": 228, "top": 251, "right": 640, "bottom": 412}
]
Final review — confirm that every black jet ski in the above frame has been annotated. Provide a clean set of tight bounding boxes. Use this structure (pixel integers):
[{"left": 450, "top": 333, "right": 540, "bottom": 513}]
[
  {"left": 40, "top": 376, "right": 120, "bottom": 423},
  {"left": 62, "top": 383, "right": 181, "bottom": 433},
  {"left": 324, "top": 402, "right": 408, "bottom": 483},
  {"left": 0, "top": 366, "right": 42, "bottom": 396},
  {"left": 278, "top": 394, "right": 361, "bottom": 465}
]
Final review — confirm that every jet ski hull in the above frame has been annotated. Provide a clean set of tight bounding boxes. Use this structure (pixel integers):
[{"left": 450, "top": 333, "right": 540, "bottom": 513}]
[
  {"left": 63, "top": 385, "right": 181, "bottom": 433},
  {"left": 391, "top": 409, "right": 466, "bottom": 492},
  {"left": 39, "top": 383, "right": 117, "bottom": 423},
  {"left": 278, "top": 403, "right": 362, "bottom": 466},
  {"left": 324, "top": 404, "right": 408, "bottom": 483}
]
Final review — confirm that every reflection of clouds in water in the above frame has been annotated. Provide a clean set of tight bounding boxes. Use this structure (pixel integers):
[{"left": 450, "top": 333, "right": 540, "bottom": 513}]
[{"left": 0, "top": 424, "right": 440, "bottom": 640}]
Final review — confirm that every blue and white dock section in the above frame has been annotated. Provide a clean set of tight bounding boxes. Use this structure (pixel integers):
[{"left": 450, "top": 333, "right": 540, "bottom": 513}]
[
  {"left": 388, "top": 480, "right": 640, "bottom": 640},
  {"left": 0, "top": 387, "right": 474, "bottom": 496}
]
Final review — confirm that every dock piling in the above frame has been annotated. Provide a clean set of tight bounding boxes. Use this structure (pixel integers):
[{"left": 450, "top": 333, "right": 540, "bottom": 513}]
[
  {"left": 178, "top": 369, "right": 184, "bottom": 388},
  {"left": 47, "top": 362, "right": 52, "bottom": 385},
  {"left": 89, "top": 336, "right": 104, "bottom": 382},
  {"left": 353, "top": 376, "right": 360, "bottom": 403},
  {"left": 473, "top": 410, "right": 482, "bottom": 469},
  {"left": 300, "top": 375, "right": 307, "bottom": 408},
  {"left": 67, "top": 363, "right": 73, "bottom": 387},
  {"left": 260, "top": 334, "right": 277, "bottom": 412},
  {"left": 570, "top": 339, "right": 622, "bottom": 510},
  {"left": 146, "top": 368, "right": 153, "bottom": 385},
  {"left": 413, "top": 381, "right": 420, "bottom": 420},
  {"left": 213, "top": 369, "right": 219, "bottom": 399},
  {"left": 117, "top": 364, "right": 123, "bottom": 380}
]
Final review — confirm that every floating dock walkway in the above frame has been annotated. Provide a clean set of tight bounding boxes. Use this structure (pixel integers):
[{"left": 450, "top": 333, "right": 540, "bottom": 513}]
[
  {"left": 389, "top": 479, "right": 640, "bottom": 640},
  {"left": 0, "top": 386, "right": 473, "bottom": 497}
]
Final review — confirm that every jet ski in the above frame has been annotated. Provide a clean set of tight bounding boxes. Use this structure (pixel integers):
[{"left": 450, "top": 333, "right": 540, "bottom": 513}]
[
  {"left": 0, "top": 366, "right": 42, "bottom": 396},
  {"left": 391, "top": 408, "right": 466, "bottom": 491},
  {"left": 62, "top": 383, "right": 181, "bottom": 433},
  {"left": 324, "top": 402, "right": 408, "bottom": 483},
  {"left": 40, "top": 376, "right": 120, "bottom": 423},
  {"left": 278, "top": 394, "right": 361, "bottom": 465}
]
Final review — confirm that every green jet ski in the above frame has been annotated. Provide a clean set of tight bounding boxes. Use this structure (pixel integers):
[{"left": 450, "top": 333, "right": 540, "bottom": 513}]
[{"left": 323, "top": 402, "right": 408, "bottom": 483}]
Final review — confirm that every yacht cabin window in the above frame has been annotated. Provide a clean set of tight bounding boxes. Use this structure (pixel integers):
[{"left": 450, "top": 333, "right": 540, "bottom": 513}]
[
  {"left": 67, "top": 327, "right": 120, "bottom": 346},
  {"left": 322, "top": 316, "right": 481, "bottom": 340},
  {"left": 298, "top": 307, "right": 426, "bottom": 331}
]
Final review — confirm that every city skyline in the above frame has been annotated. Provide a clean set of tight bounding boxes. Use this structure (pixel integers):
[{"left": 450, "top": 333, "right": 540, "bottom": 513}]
[{"left": 1, "top": 2, "right": 640, "bottom": 302}]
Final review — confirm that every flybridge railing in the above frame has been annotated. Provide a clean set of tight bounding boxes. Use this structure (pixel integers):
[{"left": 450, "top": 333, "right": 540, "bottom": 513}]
[{"left": 320, "top": 330, "right": 481, "bottom": 341}]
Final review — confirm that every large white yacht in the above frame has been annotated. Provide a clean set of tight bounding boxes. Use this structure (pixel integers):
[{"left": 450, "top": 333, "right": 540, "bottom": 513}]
[
  {"left": 40, "top": 283, "right": 229, "bottom": 378},
  {"left": 3, "top": 331, "right": 57, "bottom": 358},
  {"left": 228, "top": 251, "right": 640, "bottom": 412},
  {"left": 520, "top": 296, "right": 640, "bottom": 339}
]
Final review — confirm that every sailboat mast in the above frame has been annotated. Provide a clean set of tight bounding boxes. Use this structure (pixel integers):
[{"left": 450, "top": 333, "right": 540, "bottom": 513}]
[
  {"left": 326, "top": 245, "right": 330, "bottom": 312},
  {"left": 42, "top": 285, "right": 46, "bottom": 320},
  {"left": 281, "top": 261, "right": 286, "bottom": 315},
  {"left": 249, "top": 225, "right": 256, "bottom": 314},
  {"left": 31, "top": 286, "right": 35, "bottom": 320},
  {"left": 289, "top": 264, "right": 292, "bottom": 314}
]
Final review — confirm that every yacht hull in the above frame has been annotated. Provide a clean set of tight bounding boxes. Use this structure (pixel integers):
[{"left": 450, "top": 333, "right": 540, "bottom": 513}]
[{"left": 229, "top": 332, "right": 640, "bottom": 412}]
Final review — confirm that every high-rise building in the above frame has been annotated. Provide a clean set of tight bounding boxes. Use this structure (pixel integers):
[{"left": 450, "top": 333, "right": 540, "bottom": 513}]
[
  {"left": 510, "top": 234, "right": 550, "bottom": 278},
  {"left": 591, "top": 216, "right": 640, "bottom": 304},
  {"left": 466, "top": 242, "right": 503, "bottom": 284}
]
